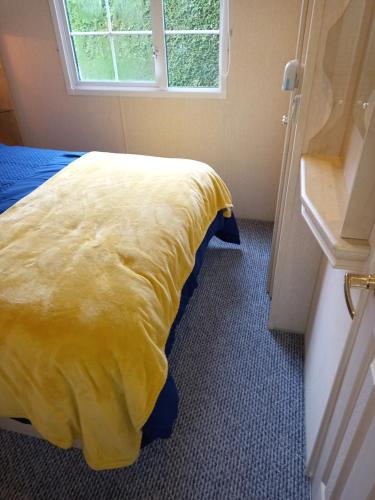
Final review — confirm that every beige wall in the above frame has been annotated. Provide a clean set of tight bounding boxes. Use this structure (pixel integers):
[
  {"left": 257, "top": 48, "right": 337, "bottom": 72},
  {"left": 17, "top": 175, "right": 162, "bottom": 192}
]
[{"left": 0, "top": 0, "right": 300, "bottom": 219}]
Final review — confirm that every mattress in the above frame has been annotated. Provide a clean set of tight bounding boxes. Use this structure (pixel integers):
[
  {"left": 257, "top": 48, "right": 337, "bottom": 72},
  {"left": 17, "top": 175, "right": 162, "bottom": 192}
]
[{"left": 0, "top": 144, "right": 240, "bottom": 466}]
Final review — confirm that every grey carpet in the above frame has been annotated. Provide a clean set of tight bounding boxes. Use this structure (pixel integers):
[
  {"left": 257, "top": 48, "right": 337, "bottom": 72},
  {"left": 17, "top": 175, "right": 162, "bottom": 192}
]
[{"left": 0, "top": 219, "right": 310, "bottom": 500}]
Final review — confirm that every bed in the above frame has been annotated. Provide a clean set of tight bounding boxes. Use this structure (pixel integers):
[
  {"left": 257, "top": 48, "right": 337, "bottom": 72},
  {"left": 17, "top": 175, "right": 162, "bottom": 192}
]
[{"left": 0, "top": 144, "right": 239, "bottom": 470}]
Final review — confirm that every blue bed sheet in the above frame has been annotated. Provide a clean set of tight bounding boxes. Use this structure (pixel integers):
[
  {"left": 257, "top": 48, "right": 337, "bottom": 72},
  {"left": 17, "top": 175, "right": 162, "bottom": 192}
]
[
  {"left": 0, "top": 144, "right": 240, "bottom": 446},
  {"left": 0, "top": 144, "right": 84, "bottom": 213}
]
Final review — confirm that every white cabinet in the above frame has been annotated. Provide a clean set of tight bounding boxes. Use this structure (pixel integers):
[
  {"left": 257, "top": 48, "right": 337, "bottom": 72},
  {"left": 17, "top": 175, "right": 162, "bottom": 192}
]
[
  {"left": 299, "top": 0, "right": 375, "bottom": 271},
  {"left": 268, "top": 2, "right": 375, "bottom": 497}
]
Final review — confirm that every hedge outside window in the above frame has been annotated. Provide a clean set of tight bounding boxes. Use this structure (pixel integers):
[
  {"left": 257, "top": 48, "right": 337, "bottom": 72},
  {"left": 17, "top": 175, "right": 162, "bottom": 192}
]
[{"left": 49, "top": 0, "right": 229, "bottom": 97}]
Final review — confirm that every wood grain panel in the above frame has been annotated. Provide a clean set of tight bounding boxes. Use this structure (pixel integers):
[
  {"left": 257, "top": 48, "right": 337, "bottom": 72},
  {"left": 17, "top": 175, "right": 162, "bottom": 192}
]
[{"left": 0, "top": 110, "right": 22, "bottom": 145}]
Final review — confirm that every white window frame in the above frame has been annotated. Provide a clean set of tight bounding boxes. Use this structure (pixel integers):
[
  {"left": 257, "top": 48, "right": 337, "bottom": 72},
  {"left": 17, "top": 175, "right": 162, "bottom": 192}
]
[{"left": 49, "top": 0, "right": 229, "bottom": 98}]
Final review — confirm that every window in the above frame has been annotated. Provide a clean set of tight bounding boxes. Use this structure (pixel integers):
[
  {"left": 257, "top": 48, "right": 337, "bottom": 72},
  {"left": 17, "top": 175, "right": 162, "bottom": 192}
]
[{"left": 49, "top": 0, "right": 229, "bottom": 97}]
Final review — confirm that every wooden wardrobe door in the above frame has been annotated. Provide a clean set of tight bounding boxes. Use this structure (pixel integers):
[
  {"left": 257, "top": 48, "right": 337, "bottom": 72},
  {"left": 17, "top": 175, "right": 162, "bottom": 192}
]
[{"left": 0, "top": 58, "right": 22, "bottom": 145}]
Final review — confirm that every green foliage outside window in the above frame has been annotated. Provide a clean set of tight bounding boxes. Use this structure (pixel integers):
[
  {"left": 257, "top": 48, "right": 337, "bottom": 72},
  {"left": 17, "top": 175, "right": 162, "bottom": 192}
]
[
  {"left": 164, "top": 0, "right": 219, "bottom": 30},
  {"left": 66, "top": 0, "right": 220, "bottom": 87},
  {"left": 166, "top": 35, "right": 219, "bottom": 87}
]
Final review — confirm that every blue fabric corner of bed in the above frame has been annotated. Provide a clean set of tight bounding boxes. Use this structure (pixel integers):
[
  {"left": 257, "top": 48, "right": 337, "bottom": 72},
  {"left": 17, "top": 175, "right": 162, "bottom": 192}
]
[{"left": 0, "top": 144, "right": 240, "bottom": 447}]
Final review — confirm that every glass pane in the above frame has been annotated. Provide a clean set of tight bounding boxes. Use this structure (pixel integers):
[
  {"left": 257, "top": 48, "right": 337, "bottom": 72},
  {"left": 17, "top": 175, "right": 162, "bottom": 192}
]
[
  {"left": 166, "top": 35, "right": 219, "bottom": 88},
  {"left": 65, "top": 0, "right": 107, "bottom": 32},
  {"left": 114, "top": 36, "right": 155, "bottom": 81},
  {"left": 109, "top": 0, "right": 152, "bottom": 30},
  {"left": 72, "top": 36, "right": 115, "bottom": 81},
  {"left": 164, "top": 0, "right": 220, "bottom": 30}
]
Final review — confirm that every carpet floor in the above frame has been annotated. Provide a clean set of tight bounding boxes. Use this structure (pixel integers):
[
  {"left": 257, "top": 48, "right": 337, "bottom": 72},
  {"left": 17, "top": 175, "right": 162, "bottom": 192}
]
[{"left": 0, "top": 219, "right": 311, "bottom": 500}]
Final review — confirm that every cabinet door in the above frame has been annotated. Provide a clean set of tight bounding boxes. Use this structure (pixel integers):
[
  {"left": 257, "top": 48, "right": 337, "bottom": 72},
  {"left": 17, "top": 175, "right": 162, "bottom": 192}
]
[
  {"left": 0, "top": 110, "right": 23, "bottom": 145},
  {"left": 0, "top": 60, "right": 13, "bottom": 112},
  {"left": 0, "top": 59, "right": 22, "bottom": 145},
  {"left": 310, "top": 284, "right": 375, "bottom": 500}
]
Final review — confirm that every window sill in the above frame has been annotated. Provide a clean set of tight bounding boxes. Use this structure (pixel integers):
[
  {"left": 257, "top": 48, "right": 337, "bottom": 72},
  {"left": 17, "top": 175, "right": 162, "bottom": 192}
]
[{"left": 67, "top": 84, "right": 226, "bottom": 99}]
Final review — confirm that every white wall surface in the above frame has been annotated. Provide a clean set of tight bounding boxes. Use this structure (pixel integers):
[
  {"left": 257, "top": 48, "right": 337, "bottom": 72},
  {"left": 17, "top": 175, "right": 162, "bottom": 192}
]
[
  {"left": 305, "top": 222, "right": 375, "bottom": 479},
  {"left": 304, "top": 258, "right": 353, "bottom": 464},
  {"left": 0, "top": 0, "right": 300, "bottom": 219}
]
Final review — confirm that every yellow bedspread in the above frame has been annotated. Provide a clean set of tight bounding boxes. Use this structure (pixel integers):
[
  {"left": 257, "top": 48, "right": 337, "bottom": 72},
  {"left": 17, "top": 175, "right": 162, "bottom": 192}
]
[{"left": 0, "top": 151, "right": 233, "bottom": 469}]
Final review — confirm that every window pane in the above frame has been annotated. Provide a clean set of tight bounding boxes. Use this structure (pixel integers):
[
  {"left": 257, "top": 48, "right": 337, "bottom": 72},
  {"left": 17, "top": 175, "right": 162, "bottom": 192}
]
[
  {"left": 109, "top": 0, "right": 152, "bottom": 30},
  {"left": 164, "top": 0, "right": 220, "bottom": 30},
  {"left": 72, "top": 36, "right": 115, "bottom": 81},
  {"left": 166, "top": 35, "right": 219, "bottom": 87},
  {"left": 65, "top": 0, "right": 107, "bottom": 32},
  {"left": 114, "top": 36, "right": 155, "bottom": 81}
]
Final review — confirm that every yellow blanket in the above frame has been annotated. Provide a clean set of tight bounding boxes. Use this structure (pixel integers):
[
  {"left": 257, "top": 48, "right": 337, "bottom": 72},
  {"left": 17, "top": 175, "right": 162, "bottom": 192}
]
[{"left": 0, "top": 151, "right": 233, "bottom": 469}]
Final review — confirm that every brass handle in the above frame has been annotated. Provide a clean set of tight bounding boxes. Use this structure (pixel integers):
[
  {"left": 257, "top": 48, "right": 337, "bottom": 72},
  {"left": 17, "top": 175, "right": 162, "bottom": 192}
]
[{"left": 344, "top": 273, "right": 375, "bottom": 319}]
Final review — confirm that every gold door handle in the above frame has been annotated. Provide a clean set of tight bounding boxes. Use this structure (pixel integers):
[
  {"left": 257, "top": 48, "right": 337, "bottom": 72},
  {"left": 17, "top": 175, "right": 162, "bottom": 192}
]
[{"left": 344, "top": 273, "right": 375, "bottom": 319}]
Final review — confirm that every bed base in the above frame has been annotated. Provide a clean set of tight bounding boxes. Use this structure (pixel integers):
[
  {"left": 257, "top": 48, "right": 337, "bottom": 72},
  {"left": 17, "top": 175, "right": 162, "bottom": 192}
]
[{"left": 0, "top": 418, "right": 82, "bottom": 448}]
